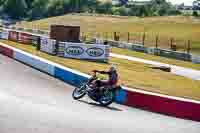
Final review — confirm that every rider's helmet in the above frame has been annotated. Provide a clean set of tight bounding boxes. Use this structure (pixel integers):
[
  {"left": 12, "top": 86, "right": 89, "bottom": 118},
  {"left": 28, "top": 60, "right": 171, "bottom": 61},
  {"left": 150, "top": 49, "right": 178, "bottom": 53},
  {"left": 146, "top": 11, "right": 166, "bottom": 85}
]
[{"left": 109, "top": 64, "right": 117, "bottom": 72}]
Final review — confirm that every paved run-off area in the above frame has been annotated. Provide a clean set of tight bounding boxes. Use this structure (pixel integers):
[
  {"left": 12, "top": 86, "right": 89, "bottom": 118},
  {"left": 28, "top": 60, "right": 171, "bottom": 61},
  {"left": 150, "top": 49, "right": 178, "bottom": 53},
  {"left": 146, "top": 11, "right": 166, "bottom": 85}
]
[
  {"left": 110, "top": 53, "right": 200, "bottom": 80},
  {"left": 0, "top": 54, "right": 200, "bottom": 133}
]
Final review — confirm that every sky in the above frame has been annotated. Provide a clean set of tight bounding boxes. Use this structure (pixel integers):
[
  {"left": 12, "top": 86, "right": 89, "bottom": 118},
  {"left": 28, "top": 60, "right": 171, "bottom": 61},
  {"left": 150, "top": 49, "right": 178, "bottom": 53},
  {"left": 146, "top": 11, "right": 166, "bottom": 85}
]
[
  {"left": 134, "top": 0, "right": 194, "bottom": 6},
  {"left": 166, "top": 0, "right": 194, "bottom": 5}
]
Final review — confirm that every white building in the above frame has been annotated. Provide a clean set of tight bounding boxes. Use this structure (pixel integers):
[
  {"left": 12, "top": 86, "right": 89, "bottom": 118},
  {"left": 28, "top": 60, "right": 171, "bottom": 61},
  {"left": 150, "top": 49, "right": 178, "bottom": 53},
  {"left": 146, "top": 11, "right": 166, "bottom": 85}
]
[
  {"left": 112, "top": 0, "right": 121, "bottom": 5},
  {"left": 111, "top": 0, "right": 129, "bottom": 5},
  {"left": 111, "top": 0, "right": 150, "bottom": 5},
  {"left": 193, "top": 0, "right": 200, "bottom": 10}
]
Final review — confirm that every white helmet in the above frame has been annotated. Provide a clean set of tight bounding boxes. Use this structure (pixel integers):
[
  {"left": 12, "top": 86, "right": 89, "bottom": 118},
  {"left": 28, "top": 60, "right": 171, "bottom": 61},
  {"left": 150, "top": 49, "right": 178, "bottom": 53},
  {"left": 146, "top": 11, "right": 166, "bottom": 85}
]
[{"left": 110, "top": 64, "right": 117, "bottom": 72}]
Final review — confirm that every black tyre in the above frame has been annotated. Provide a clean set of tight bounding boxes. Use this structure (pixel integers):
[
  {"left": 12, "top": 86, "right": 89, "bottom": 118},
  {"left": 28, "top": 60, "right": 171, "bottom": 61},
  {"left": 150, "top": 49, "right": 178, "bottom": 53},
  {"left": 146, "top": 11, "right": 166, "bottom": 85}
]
[
  {"left": 99, "top": 89, "right": 114, "bottom": 106},
  {"left": 72, "top": 85, "right": 86, "bottom": 100}
]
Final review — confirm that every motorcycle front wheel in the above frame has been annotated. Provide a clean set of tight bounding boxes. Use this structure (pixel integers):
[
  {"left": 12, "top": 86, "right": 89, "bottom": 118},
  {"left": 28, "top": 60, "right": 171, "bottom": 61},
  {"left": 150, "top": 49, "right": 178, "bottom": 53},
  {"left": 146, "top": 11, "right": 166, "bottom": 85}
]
[{"left": 72, "top": 85, "right": 87, "bottom": 100}]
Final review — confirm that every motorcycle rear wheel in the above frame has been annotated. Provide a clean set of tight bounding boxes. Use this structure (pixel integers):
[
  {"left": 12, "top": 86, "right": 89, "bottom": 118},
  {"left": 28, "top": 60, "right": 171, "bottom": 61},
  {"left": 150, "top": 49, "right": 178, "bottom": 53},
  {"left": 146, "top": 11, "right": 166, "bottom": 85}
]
[{"left": 99, "top": 89, "right": 114, "bottom": 106}]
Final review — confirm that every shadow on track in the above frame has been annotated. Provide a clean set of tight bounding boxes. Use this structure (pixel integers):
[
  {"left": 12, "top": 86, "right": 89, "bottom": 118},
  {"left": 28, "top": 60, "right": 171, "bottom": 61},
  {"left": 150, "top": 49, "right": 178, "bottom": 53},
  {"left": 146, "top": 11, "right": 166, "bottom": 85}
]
[{"left": 77, "top": 99, "right": 123, "bottom": 112}]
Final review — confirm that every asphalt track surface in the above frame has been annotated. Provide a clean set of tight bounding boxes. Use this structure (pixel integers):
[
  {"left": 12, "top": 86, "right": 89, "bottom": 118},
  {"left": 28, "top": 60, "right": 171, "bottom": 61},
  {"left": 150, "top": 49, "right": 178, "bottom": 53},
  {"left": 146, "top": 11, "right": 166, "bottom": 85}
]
[{"left": 0, "top": 54, "right": 200, "bottom": 133}]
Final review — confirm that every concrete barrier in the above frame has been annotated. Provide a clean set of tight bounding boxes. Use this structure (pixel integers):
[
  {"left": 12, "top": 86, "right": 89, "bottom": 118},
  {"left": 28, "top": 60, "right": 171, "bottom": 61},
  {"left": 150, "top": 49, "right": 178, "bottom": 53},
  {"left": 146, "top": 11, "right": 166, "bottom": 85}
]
[
  {"left": 124, "top": 87, "right": 200, "bottom": 121},
  {"left": 0, "top": 42, "right": 200, "bottom": 122},
  {"left": 114, "top": 88, "right": 127, "bottom": 104},
  {"left": 14, "top": 50, "right": 55, "bottom": 76},
  {"left": 55, "top": 66, "right": 89, "bottom": 87},
  {"left": 0, "top": 45, "right": 13, "bottom": 58}
]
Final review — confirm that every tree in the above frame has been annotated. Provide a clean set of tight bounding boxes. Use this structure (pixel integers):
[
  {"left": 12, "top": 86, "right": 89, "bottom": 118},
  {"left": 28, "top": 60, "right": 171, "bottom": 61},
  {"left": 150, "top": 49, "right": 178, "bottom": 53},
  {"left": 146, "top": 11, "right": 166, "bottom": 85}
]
[
  {"left": 193, "top": 10, "right": 199, "bottom": 17},
  {"left": 129, "top": 5, "right": 140, "bottom": 16},
  {"left": 0, "top": 0, "right": 182, "bottom": 20},
  {"left": 3, "top": 0, "right": 27, "bottom": 19},
  {"left": 0, "top": 0, "right": 4, "bottom": 14},
  {"left": 28, "top": 0, "right": 49, "bottom": 19},
  {"left": 0, "top": 0, "right": 4, "bottom": 5},
  {"left": 68, "top": 0, "right": 79, "bottom": 12},
  {"left": 117, "top": 6, "right": 130, "bottom": 16},
  {"left": 158, "top": 4, "right": 170, "bottom": 16},
  {"left": 86, "top": 0, "right": 100, "bottom": 13},
  {"left": 25, "top": 0, "right": 34, "bottom": 8},
  {"left": 96, "top": 1, "right": 112, "bottom": 14},
  {"left": 47, "top": 0, "right": 70, "bottom": 16}
]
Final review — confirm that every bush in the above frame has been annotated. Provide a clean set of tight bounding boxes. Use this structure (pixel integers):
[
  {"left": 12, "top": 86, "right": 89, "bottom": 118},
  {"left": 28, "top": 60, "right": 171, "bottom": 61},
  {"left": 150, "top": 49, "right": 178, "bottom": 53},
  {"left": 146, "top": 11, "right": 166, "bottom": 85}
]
[
  {"left": 168, "top": 9, "right": 182, "bottom": 16},
  {"left": 193, "top": 10, "right": 199, "bottom": 17},
  {"left": 114, "top": 6, "right": 130, "bottom": 16}
]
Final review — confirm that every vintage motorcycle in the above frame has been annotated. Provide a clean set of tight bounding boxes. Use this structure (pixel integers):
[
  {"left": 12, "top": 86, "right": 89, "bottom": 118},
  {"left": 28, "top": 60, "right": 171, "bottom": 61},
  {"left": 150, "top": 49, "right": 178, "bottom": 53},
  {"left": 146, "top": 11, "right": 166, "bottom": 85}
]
[{"left": 72, "top": 72, "right": 116, "bottom": 106}]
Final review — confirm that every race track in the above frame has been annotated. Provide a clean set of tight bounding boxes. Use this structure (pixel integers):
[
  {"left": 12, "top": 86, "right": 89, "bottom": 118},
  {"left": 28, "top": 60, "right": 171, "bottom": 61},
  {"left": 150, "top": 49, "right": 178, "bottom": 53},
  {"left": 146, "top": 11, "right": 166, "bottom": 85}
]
[{"left": 0, "top": 54, "right": 200, "bottom": 133}]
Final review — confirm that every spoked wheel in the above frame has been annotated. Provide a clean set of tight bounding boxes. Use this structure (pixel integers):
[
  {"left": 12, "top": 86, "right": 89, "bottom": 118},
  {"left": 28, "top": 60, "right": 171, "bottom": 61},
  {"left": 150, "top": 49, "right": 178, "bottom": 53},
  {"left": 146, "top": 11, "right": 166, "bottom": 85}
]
[
  {"left": 99, "top": 88, "right": 114, "bottom": 106},
  {"left": 72, "top": 85, "right": 87, "bottom": 100}
]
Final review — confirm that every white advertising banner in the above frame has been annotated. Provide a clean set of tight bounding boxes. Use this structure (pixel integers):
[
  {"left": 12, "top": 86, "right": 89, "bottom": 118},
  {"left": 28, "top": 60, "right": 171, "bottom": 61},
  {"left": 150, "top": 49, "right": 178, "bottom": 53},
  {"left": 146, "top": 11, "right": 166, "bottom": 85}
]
[
  {"left": 63, "top": 42, "right": 110, "bottom": 62},
  {"left": 40, "top": 37, "right": 56, "bottom": 55},
  {"left": 1, "top": 30, "right": 9, "bottom": 40},
  {"left": 192, "top": 55, "right": 200, "bottom": 64}
]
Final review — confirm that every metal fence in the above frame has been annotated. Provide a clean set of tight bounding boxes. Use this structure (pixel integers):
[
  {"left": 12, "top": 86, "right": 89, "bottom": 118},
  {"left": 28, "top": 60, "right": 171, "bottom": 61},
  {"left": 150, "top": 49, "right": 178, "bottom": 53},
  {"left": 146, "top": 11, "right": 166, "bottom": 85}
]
[
  {"left": 2, "top": 26, "right": 200, "bottom": 64},
  {"left": 80, "top": 31, "right": 194, "bottom": 55}
]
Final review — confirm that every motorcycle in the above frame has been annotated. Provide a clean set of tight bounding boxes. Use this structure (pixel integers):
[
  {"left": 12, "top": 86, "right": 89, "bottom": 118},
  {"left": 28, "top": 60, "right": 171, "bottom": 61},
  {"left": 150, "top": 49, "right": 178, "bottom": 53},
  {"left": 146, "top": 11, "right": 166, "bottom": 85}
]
[{"left": 72, "top": 72, "right": 115, "bottom": 107}]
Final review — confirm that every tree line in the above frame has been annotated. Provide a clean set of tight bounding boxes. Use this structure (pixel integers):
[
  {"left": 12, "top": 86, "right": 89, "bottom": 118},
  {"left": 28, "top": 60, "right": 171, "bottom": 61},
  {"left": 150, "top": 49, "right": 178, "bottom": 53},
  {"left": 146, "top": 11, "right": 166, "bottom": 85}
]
[{"left": 0, "top": 0, "right": 181, "bottom": 20}]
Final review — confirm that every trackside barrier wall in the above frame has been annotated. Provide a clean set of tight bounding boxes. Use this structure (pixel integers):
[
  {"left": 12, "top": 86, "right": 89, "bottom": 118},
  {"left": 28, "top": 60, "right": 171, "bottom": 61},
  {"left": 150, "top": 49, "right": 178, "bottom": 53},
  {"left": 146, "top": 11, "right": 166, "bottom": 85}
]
[
  {"left": 0, "top": 43, "right": 200, "bottom": 122},
  {"left": 14, "top": 50, "right": 55, "bottom": 76},
  {"left": 124, "top": 87, "right": 200, "bottom": 121},
  {"left": 54, "top": 65, "right": 89, "bottom": 87},
  {"left": 0, "top": 45, "right": 13, "bottom": 58}
]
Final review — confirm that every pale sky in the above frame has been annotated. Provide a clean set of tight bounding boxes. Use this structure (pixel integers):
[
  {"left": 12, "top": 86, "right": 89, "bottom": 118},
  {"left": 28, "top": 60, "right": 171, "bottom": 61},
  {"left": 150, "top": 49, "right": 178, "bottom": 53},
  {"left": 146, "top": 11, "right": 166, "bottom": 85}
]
[
  {"left": 134, "top": 0, "right": 194, "bottom": 6},
  {"left": 167, "top": 0, "right": 194, "bottom": 5}
]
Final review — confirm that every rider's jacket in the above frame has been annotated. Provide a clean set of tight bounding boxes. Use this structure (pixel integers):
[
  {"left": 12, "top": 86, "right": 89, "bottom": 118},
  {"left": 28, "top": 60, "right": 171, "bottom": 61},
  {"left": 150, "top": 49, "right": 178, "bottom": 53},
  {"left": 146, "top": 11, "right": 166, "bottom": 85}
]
[{"left": 98, "top": 70, "right": 118, "bottom": 85}]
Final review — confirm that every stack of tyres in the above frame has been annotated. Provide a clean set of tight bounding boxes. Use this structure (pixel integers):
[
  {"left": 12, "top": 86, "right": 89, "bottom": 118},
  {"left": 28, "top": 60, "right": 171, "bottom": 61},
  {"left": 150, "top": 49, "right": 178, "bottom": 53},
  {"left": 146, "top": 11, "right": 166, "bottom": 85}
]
[
  {"left": 31, "top": 35, "right": 41, "bottom": 47},
  {"left": 57, "top": 42, "right": 65, "bottom": 57},
  {"left": 104, "top": 46, "right": 110, "bottom": 62},
  {"left": 40, "top": 37, "right": 57, "bottom": 55},
  {"left": 0, "top": 30, "right": 9, "bottom": 40},
  {"left": 18, "top": 32, "right": 32, "bottom": 44},
  {"left": 9, "top": 31, "right": 18, "bottom": 41}
]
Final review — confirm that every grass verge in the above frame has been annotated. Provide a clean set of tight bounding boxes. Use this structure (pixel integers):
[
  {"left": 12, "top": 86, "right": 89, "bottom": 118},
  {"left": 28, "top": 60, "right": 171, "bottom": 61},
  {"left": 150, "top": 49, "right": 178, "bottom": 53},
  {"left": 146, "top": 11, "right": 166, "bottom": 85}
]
[
  {"left": 16, "top": 14, "right": 200, "bottom": 54},
  {"left": 1, "top": 39, "right": 200, "bottom": 101}
]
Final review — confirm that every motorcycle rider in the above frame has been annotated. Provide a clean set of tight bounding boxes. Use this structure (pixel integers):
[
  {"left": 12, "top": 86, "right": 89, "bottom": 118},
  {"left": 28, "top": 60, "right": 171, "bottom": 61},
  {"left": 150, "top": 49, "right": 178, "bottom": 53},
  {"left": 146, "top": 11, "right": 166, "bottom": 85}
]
[{"left": 92, "top": 64, "right": 119, "bottom": 90}]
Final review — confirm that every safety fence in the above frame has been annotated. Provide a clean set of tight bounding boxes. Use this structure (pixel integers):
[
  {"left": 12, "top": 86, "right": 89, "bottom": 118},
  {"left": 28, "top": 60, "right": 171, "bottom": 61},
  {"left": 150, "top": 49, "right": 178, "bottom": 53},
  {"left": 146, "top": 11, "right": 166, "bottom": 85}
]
[
  {"left": 1, "top": 26, "right": 200, "bottom": 64},
  {"left": 81, "top": 32, "right": 193, "bottom": 52},
  {"left": 107, "top": 40, "right": 192, "bottom": 62},
  {"left": 0, "top": 28, "right": 110, "bottom": 62}
]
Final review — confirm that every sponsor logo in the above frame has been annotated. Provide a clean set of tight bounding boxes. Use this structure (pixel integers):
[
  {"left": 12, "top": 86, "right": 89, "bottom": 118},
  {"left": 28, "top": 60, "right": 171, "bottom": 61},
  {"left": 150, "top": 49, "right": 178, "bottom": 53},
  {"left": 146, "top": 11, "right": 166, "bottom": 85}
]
[
  {"left": 66, "top": 46, "right": 84, "bottom": 56},
  {"left": 86, "top": 47, "right": 104, "bottom": 57},
  {"left": 41, "top": 38, "right": 48, "bottom": 45}
]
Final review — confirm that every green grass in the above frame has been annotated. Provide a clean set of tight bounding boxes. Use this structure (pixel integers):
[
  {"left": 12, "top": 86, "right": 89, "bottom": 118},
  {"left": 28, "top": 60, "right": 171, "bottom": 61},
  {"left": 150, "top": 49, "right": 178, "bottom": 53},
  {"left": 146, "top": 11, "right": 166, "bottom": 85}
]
[
  {"left": 112, "top": 47, "right": 200, "bottom": 70},
  {"left": 1, "top": 39, "right": 200, "bottom": 101},
  {"left": 16, "top": 14, "right": 200, "bottom": 54}
]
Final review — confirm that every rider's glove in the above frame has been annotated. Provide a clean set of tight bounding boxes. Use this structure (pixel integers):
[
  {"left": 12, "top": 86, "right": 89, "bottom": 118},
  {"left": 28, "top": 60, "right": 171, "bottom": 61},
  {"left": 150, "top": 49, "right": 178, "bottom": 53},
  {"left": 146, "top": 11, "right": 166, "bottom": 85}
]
[{"left": 92, "top": 70, "right": 98, "bottom": 73}]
